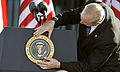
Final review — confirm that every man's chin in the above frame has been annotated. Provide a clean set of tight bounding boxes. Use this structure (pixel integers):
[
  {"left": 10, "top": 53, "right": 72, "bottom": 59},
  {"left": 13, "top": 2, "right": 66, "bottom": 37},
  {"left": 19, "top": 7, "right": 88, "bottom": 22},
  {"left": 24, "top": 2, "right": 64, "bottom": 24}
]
[{"left": 85, "top": 25, "right": 91, "bottom": 27}]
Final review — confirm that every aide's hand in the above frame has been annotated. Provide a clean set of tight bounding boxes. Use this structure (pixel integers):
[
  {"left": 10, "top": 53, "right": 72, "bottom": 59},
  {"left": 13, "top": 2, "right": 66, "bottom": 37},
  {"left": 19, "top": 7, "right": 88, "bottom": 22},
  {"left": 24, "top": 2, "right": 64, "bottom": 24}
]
[
  {"left": 33, "top": 20, "right": 55, "bottom": 39},
  {"left": 36, "top": 57, "right": 60, "bottom": 69}
]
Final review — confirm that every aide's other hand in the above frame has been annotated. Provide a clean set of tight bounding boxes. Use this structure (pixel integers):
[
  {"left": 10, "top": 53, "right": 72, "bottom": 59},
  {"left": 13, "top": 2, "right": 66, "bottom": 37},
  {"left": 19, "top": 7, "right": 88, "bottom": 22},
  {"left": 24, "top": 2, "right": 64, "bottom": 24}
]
[
  {"left": 33, "top": 20, "right": 55, "bottom": 39},
  {"left": 36, "top": 57, "right": 60, "bottom": 69}
]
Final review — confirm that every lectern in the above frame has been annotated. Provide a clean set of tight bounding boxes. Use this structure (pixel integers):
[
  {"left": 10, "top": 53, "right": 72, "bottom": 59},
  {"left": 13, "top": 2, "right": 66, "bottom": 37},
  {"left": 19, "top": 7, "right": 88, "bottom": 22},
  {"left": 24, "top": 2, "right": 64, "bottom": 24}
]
[{"left": 0, "top": 27, "right": 77, "bottom": 72}]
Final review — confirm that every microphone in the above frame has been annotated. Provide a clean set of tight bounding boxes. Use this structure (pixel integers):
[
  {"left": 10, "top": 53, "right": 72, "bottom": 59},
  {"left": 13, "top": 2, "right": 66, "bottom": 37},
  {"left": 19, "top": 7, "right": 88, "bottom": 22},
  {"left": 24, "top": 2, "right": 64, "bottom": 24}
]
[
  {"left": 29, "top": 2, "right": 39, "bottom": 20},
  {"left": 38, "top": 2, "right": 48, "bottom": 22}
]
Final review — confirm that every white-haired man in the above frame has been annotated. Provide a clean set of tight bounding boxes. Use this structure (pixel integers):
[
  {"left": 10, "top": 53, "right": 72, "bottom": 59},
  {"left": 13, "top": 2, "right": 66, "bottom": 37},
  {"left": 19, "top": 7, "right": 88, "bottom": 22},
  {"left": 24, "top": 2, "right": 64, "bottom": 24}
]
[{"left": 34, "top": 0, "right": 120, "bottom": 72}]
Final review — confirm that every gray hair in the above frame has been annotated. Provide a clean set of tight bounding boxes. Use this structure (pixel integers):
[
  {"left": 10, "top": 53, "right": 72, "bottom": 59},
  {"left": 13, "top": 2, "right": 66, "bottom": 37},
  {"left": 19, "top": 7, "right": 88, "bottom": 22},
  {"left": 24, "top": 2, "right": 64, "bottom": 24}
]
[{"left": 81, "top": 3, "right": 104, "bottom": 24}]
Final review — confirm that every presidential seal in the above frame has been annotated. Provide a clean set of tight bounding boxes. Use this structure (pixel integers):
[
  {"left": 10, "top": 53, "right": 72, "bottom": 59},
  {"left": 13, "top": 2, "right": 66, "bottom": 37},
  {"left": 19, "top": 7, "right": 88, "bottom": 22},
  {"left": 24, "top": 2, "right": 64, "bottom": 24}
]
[{"left": 25, "top": 35, "right": 54, "bottom": 63}]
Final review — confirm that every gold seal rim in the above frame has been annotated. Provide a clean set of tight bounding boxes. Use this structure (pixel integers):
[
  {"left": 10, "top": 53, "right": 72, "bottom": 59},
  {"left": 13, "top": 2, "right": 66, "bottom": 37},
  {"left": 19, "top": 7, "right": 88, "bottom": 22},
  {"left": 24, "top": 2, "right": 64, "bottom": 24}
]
[{"left": 25, "top": 35, "right": 54, "bottom": 63}]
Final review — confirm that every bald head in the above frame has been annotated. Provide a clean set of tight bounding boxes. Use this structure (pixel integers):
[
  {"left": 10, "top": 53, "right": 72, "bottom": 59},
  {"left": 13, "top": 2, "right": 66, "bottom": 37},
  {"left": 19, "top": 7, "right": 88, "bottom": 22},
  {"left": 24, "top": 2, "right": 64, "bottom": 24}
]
[{"left": 81, "top": 3, "right": 104, "bottom": 25}]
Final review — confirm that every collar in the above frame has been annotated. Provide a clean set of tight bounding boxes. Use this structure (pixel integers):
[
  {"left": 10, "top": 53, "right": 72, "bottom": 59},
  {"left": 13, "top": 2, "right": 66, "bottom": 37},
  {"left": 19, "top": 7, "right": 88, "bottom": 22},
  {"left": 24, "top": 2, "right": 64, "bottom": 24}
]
[{"left": 99, "top": 8, "right": 106, "bottom": 24}]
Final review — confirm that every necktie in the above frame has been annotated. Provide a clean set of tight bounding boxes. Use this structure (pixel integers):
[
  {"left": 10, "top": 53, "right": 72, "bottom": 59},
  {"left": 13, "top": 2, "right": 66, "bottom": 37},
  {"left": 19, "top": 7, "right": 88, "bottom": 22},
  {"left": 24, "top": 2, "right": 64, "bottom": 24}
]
[{"left": 87, "top": 27, "right": 91, "bottom": 36}]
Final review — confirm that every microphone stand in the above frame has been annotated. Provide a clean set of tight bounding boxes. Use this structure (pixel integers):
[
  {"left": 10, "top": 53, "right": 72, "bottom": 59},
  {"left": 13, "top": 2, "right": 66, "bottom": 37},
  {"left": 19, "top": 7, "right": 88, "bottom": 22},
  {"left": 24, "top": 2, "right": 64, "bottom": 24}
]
[{"left": 36, "top": 14, "right": 47, "bottom": 26}]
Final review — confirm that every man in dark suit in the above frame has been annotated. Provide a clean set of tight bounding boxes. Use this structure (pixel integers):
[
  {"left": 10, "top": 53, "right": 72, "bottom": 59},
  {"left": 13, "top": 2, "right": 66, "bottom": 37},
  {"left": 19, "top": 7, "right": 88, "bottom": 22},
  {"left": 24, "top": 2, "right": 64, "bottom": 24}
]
[{"left": 33, "top": 0, "right": 120, "bottom": 72}]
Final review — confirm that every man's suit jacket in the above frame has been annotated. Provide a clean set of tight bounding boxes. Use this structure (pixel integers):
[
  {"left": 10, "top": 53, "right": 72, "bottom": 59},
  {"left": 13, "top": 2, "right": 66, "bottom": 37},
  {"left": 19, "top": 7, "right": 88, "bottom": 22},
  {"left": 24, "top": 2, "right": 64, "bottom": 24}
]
[{"left": 54, "top": 1, "right": 120, "bottom": 72}]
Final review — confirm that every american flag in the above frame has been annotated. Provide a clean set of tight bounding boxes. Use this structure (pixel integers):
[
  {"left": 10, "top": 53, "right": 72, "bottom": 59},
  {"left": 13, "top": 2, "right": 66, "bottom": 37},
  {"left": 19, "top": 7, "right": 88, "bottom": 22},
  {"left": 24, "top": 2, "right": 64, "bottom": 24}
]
[
  {"left": 0, "top": 0, "right": 7, "bottom": 33},
  {"left": 102, "top": 0, "right": 120, "bottom": 26},
  {"left": 19, "top": 0, "right": 55, "bottom": 28}
]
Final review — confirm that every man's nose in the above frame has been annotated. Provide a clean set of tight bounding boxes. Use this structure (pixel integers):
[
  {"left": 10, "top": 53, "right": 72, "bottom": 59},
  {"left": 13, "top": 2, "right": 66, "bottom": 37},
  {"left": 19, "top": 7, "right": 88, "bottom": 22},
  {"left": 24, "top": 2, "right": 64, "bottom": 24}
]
[{"left": 80, "top": 21, "right": 83, "bottom": 24}]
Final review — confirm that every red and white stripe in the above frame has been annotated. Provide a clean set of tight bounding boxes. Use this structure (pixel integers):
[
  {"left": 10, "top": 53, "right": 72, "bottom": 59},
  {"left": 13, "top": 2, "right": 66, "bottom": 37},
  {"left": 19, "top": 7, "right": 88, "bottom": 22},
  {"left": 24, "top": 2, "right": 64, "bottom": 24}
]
[
  {"left": 102, "top": 0, "right": 120, "bottom": 26},
  {"left": 0, "top": 0, "right": 7, "bottom": 33},
  {"left": 19, "top": 0, "right": 55, "bottom": 28}
]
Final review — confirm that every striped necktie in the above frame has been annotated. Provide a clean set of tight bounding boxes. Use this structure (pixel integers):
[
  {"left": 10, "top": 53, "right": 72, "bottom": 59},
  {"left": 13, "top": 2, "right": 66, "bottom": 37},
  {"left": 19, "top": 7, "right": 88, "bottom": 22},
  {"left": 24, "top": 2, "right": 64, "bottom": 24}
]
[{"left": 87, "top": 27, "right": 91, "bottom": 36}]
